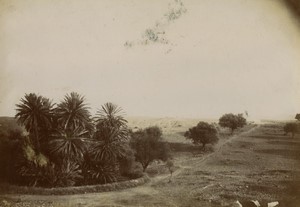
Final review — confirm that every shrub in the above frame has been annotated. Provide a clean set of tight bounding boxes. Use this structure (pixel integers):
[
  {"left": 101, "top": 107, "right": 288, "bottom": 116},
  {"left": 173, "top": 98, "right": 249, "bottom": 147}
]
[
  {"left": 0, "top": 129, "right": 24, "bottom": 183},
  {"left": 117, "top": 144, "right": 142, "bottom": 178},
  {"left": 284, "top": 122, "right": 299, "bottom": 137},
  {"left": 82, "top": 160, "right": 119, "bottom": 185},
  {"left": 166, "top": 159, "right": 175, "bottom": 182},
  {"left": 14, "top": 142, "right": 49, "bottom": 186}
]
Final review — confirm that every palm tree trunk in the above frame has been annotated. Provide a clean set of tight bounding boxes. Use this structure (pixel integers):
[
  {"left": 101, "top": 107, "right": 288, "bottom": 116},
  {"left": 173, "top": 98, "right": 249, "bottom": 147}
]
[{"left": 34, "top": 119, "right": 40, "bottom": 152}]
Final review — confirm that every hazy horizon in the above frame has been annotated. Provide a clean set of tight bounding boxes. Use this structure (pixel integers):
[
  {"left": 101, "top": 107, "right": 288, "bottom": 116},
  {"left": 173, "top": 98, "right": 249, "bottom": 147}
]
[{"left": 1, "top": 0, "right": 300, "bottom": 120}]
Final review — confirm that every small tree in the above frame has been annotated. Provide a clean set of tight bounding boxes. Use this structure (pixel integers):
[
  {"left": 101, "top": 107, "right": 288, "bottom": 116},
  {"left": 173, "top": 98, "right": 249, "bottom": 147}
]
[
  {"left": 184, "top": 121, "right": 218, "bottom": 149},
  {"left": 166, "top": 159, "right": 175, "bottom": 182},
  {"left": 130, "top": 126, "right": 170, "bottom": 172},
  {"left": 295, "top": 114, "right": 300, "bottom": 121},
  {"left": 284, "top": 123, "right": 299, "bottom": 138},
  {"left": 218, "top": 113, "right": 247, "bottom": 134}
]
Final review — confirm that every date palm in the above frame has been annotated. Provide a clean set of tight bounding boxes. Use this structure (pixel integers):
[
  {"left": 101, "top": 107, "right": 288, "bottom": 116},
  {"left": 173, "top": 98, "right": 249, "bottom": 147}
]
[
  {"left": 49, "top": 126, "right": 89, "bottom": 162},
  {"left": 95, "top": 102, "right": 127, "bottom": 129},
  {"left": 55, "top": 92, "right": 93, "bottom": 133},
  {"left": 50, "top": 92, "right": 93, "bottom": 161},
  {"left": 84, "top": 103, "right": 129, "bottom": 184},
  {"left": 93, "top": 103, "right": 129, "bottom": 159},
  {"left": 15, "top": 93, "right": 54, "bottom": 152}
]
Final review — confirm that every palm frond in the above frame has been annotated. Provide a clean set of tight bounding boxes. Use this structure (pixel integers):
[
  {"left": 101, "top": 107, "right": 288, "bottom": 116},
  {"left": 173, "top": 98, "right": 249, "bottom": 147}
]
[
  {"left": 49, "top": 137, "right": 87, "bottom": 161},
  {"left": 83, "top": 161, "right": 119, "bottom": 184},
  {"left": 55, "top": 92, "right": 92, "bottom": 133},
  {"left": 89, "top": 140, "right": 127, "bottom": 162},
  {"left": 95, "top": 102, "right": 127, "bottom": 128}
]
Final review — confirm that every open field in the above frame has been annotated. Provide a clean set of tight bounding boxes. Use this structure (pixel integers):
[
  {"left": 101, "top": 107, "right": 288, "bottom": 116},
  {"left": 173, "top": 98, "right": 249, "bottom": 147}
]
[{"left": 0, "top": 118, "right": 299, "bottom": 207}]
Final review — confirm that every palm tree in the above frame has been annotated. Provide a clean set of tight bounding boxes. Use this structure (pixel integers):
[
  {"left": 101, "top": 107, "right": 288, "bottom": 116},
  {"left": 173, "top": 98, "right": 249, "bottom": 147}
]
[
  {"left": 55, "top": 92, "right": 93, "bottom": 134},
  {"left": 93, "top": 103, "right": 129, "bottom": 157},
  {"left": 15, "top": 93, "right": 54, "bottom": 152},
  {"left": 84, "top": 103, "right": 130, "bottom": 184},
  {"left": 49, "top": 126, "right": 89, "bottom": 162},
  {"left": 49, "top": 92, "right": 93, "bottom": 161},
  {"left": 95, "top": 102, "right": 127, "bottom": 129}
]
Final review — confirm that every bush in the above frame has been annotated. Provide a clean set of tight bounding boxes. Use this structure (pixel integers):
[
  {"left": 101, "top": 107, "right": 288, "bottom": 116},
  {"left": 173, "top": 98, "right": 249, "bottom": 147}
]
[
  {"left": 284, "top": 122, "right": 299, "bottom": 137},
  {"left": 0, "top": 129, "right": 24, "bottom": 183},
  {"left": 124, "top": 162, "right": 144, "bottom": 179}
]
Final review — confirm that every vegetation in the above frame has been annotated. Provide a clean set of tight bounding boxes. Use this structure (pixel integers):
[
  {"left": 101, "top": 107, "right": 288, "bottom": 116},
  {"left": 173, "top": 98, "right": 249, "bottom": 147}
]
[
  {"left": 0, "top": 121, "right": 24, "bottom": 183},
  {"left": 184, "top": 121, "right": 218, "bottom": 149},
  {"left": 130, "top": 126, "right": 170, "bottom": 172},
  {"left": 166, "top": 159, "right": 175, "bottom": 182},
  {"left": 15, "top": 93, "right": 54, "bottom": 152},
  {"left": 218, "top": 113, "right": 247, "bottom": 134},
  {"left": 2, "top": 92, "right": 143, "bottom": 188},
  {"left": 286, "top": 0, "right": 300, "bottom": 13},
  {"left": 284, "top": 122, "right": 299, "bottom": 137},
  {"left": 295, "top": 113, "right": 300, "bottom": 121},
  {"left": 84, "top": 102, "right": 135, "bottom": 184},
  {"left": 2, "top": 94, "right": 252, "bottom": 189}
]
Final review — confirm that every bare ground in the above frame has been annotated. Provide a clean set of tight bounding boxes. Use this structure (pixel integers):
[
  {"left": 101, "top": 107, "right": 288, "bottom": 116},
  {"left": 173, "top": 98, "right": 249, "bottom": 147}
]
[{"left": 1, "top": 123, "right": 300, "bottom": 207}]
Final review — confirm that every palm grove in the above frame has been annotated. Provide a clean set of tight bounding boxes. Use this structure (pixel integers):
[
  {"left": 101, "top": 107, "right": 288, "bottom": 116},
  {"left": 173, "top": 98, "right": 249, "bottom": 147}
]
[
  {"left": 0, "top": 92, "right": 173, "bottom": 187},
  {"left": 2, "top": 92, "right": 249, "bottom": 188}
]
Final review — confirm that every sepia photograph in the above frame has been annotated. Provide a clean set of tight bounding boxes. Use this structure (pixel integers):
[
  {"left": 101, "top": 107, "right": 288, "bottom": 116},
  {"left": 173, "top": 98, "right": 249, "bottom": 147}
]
[{"left": 0, "top": 0, "right": 300, "bottom": 206}]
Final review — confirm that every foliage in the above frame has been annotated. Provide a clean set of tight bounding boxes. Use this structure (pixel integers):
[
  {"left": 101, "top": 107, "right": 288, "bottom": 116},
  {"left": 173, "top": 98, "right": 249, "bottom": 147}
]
[
  {"left": 130, "top": 126, "right": 170, "bottom": 172},
  {"left": 55, "top": 92, "right": 93, "bottom": 134},
  {"left": 49, "top": 92, "right": 92, "bottom": 162},
  {"left": 218, "top": 113, "right": 247, "bottom": 134},
  {"left": 166, "top": 159, "right": 175, "bottom": 182},
  {"left": 184, "top": 121, "right": 218, "bottom": 149},
  {"left": 284, "top": 122, "right": 299, "bottom": 137},
  {"left": 48, "top": 137, "right": 87, "bottom": 162},
  {"left": 92, "top": 103, "right": 129, "bottom": 161},
  {"left": 287, "top": 0, "right": 300, "bottom": 13},
  {"left": 45, "top": 159, "right": 83, "bottom": 187},
  {"left": 117, "top": 144, "right": 142, "bottom": 178},
  {"left": 82, "top": 103, "right": 132, "bottom": 184},
  {"left": 12, "top": 94, "right": 137, "bottom": 187},
  {"left": 15, "top": 141, "right": 50, "bottom": 186},
  {"left": 295, "top": 114, "right": 300, "bottom": 121},
  {"left": 82, "top": 161, "right": 119, "bottom": 184},
  {"left": 0, "top": 128, "right": 24, "bottom": 182},
  {"left": 15, "top": 93, "right": 54, "bottom": 152},
  {"left": 95, "top": 102, "right": 128, "bottom": 129}
]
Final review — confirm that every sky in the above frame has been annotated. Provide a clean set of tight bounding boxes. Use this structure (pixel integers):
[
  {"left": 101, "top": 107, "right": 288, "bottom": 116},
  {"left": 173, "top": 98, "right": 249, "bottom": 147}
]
[{"left": 0, "top": 0, "right": 300, "bottom": 120}]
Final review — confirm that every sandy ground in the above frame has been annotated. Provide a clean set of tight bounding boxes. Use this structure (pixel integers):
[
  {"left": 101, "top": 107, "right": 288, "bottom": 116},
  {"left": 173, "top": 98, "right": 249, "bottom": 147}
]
[{"left": 1, "top": 122, "right": 300, "bottom": 207}]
